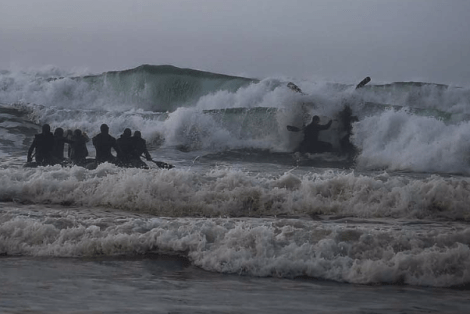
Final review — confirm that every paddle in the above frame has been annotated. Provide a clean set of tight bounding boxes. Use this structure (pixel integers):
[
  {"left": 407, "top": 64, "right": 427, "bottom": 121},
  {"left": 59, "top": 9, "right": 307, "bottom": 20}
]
[
  {"left": 355, "top": 77, "right": 371, "bottom": 89},
  {"left": 150, "top": 159, "right": 174, "bottom": 169},
  {"left": 286, "top": 125, "right": 302, "bottom": 132},
  {"left": 287, "top": 82, "right": 306, "bottom": 95}
]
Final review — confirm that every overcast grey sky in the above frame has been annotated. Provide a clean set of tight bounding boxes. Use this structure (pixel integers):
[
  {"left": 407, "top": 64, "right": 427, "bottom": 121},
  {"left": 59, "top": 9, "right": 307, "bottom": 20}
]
[{"left": 1, "top": 0, "right": 469, "bottom": 85}]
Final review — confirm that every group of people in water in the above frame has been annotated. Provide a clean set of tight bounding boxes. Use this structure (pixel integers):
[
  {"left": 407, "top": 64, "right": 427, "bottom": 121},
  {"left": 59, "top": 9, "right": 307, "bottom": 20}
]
[
  {"left": 27, "top": 106, "right": 357, "bottom": 169},
  {"left": 27, "top": 123, "right": 155, "bottom": 169},
  {"left": 286, "top": 80, "right": 361, "bottom": 159}
]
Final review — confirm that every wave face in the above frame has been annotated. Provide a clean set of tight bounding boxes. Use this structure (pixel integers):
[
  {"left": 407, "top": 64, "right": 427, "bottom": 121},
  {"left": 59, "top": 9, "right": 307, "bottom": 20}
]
[
  {"left": 1, "top": 64, "right": 470, "bottom": 174},
  {"left": 0, "top": 64, "right": 257, "bottom": 112}
]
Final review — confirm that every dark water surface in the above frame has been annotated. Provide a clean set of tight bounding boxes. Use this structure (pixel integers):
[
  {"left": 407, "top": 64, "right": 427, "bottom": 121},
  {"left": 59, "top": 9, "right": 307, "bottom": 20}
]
[{"left": 1, "top": 255, "right": 469, "bottom": 314}]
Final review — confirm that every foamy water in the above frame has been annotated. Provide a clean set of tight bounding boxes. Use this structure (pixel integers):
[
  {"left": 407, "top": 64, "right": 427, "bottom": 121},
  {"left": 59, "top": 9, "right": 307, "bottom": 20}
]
[{"left": 1, "top": 65, "right": 469, "bottom": 312}]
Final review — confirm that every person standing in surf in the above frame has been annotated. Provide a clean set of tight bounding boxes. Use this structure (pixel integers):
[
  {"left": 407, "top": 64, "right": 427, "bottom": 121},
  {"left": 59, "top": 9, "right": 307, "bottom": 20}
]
[
  {"left": 52, "top": 127, "right": 73, "bottom": 164},
  {"left": 116, "top": 128, "right": 134, "bottom": 167},
  {"left": 297, "top": 116, "right": 333, "bottom": 154},
  {"left": 92, "top": 124, "right": 120, "bottom": 165},
  {"left": 129, "top": 130, "right": 153, "bottom": 169},
  {"left": 69, "top": 129, "right": 90, "bottom": 166},
  {"left": 27, "top": 124, "right": 55, "bottom": 166}
]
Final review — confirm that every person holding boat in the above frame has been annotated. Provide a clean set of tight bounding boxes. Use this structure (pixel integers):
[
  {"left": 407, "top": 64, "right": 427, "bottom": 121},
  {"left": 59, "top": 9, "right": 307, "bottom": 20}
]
[
  {"left": 129, "top": 130, "right": 153, "bottom": 169},
  {"left": 27, "top": 124, "right": 55, "bottom": 166},
  {"left": 116, "top": 128, "right": 135, "bottom": 167},
  {"left": 52, "top": 127, "right": 73, "bottom": 164},
  {"left": 69, "top": 129, "right": 90, "bottom": 166},
  {"left": 92, "top": 124, "right": 120, "bottom": 165}
]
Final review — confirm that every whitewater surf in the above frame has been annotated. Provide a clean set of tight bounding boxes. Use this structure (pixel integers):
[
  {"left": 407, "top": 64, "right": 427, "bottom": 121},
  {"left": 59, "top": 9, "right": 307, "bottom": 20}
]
[{"left": 1, "top": 64, "right": 470, "bottom": 313}]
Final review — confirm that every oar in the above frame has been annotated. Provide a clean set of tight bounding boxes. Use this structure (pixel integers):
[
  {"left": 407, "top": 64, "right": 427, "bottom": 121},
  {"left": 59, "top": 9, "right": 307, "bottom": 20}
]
[
  {"left": 150, "top": 159, "right": 174, "bottom": 169},
  {"left": 355, "top": 77, "right": 371, "bottom": 89},
  {"left": 286, "top": 125, "right": 302, "bottom": 132},
  {"left": 287, "top": 82, "right": 306, "bottom": 95}
]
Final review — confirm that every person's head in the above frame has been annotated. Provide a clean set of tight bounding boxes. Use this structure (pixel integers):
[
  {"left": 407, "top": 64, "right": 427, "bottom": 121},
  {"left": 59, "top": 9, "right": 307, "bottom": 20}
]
[
  {"left": 42, "top": 124, "right": 51, "bottom": 133},
  {"left": 123, "top": 128, "right": 131, "bottom": 137},
  {"left": 74, "top": 129, "right": 82, "bottom": 137},
  {"left": 100, "top": 124, "right": 109, "bottom": 134},
  {"left": 134, "top": 131, "right": 142, "bottom": 138},
  {"left": 312, "top": 115, "right": 320, "bottom": 124},
  {"left": 54, "top": 127, "right": 64, "bottom": 137}
]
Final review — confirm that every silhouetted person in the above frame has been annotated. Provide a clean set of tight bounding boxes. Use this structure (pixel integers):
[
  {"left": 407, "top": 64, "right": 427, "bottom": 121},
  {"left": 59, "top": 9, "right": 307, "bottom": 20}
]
[
  {"left": 338, "top": 105, "right": 359, "bottom": 160},
  {"left": 27, "top": 124, "right": 55, "bottom": 166},
  {"left": 52, "top": 127, "right": 73, "bottom": 163},
  {"left": 70, "top": 129, "right": 89, "bottom": 166},
  {"left": 297, "top": 115, "right": 333, "bottom": 154},
  {"left": 92, "top": 124, "right": 119, "bottom": 164},
  {"left": 116, "top": 128, "right": 134, "bottom": 167},
  {"left": 130, "top": 130, "right": 152, "bottom": 169}
]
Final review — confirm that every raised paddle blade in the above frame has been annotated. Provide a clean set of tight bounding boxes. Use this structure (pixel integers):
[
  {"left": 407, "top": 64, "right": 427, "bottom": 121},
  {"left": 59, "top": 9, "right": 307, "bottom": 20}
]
[
  {"left": 355, "top": 77, "right": 371, "bottom": 89},
  {"left": 151, "top": 160, "right": 174, "bottom": 169},
  {"left": 287, "top": 125, "right": 301, "bottom": 132},
  {"left": 287, "top": 82, "right": 305, "bottom": 94}
]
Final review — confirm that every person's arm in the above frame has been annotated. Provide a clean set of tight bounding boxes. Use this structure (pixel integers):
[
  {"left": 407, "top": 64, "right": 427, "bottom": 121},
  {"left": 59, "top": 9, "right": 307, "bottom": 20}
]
[
  {"left": 83, "top": 132, "right": 90, "bottom": 142},
  {"left": 319, "top": 120, "right": 332, "bottom": 130},
  {"left": 27, "top": 137, "right": 37, "bottom": 162},
  {"left": 62, "top": 137, "right": 74, "bottom": 144},
  {"left": 143, "top": 141, "right": 152, "bottom": 161},
  {"left": 112, "top": 138, "right": 122, "bottom": 156}
]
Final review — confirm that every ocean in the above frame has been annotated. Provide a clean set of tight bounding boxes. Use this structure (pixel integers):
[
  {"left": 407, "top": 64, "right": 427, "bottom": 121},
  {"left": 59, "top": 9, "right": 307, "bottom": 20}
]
[{"left": 1, "top": 65, "right": 469, "bottom": 313}]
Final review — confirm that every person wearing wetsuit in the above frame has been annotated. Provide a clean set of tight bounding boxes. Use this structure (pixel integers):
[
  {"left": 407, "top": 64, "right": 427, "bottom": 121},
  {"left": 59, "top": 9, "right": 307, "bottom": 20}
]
[
  {"left": 52, "top": 127, "right": 73, "bottom": 164},
  {"left": 27, "top": 124, "right": 55, "bottom": 166},
  {"left": 116, "top": 128, "right": 134, "bottom": 167},
  {"left": 297, "top": 115, "right": 333, "bottom": 154},
  {"left": 338, "top": 105, "right": 359, "bottom": 160},
  {"left": 69, "top": 129, "right": 90, "bottom": 166},
  {"left": 92, "top": 124, "right": 120, "bottom": 164},
  {"left": 129, "top": 130, "right": 152, "bottom": 169}
]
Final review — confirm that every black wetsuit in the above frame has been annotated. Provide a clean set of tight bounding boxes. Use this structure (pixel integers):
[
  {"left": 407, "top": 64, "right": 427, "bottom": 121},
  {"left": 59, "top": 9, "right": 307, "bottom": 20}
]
[
  {"left": 298, "top": 120, "right": 333, "bottom": 154},
  {"left": 116, "top": 134, "right": 134, "bottom": 166},
  {"left": 27, "top": 132, "right": 55, "bottom": 165},
  {"left": 131, "top": 137, "right": 152, "bottom": 161},
  {"left": 70, "top": 134, "right": 89, "bottom": 165},
  {"left": 52, "top": 135, "right": 73, "bottom": 161},
  {"left": 129, "top": 136, "right": 152, "bottom": 169},
  {"left": 92, "top": 133, "right": 119, "bottom": 164}
]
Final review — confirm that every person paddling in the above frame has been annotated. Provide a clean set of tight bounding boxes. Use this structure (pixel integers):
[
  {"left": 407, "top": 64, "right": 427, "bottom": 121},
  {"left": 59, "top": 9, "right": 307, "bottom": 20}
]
[
  {"left": 129, "top": 130, "right": 153, "bottom": 169},
  {"left": 130, "top": 131, "right": 174, "bottom": 169},
  {"left": 296, "top": 115, "right": 333, "bottom": 154},
  {"left": 116, "top": 128, "right": 135, "bottom": 167}
]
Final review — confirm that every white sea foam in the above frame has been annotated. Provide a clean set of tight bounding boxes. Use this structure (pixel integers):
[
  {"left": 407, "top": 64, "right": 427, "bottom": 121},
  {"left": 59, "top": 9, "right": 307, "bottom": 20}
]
[
  {"left": 3, "top": 67, "right": 470, "bottom": 174},
  {"left": 354, "top": 109, "right": 470, "bottom": 173},
  {"left": 1, "top": 203, "right": 469, "bottom": 287},
  {"left": 1, "top": 165, "right": 470, "bottom": 221},
  {"left": 2, "top": 66, "right": 470, "bottom": 291}
]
